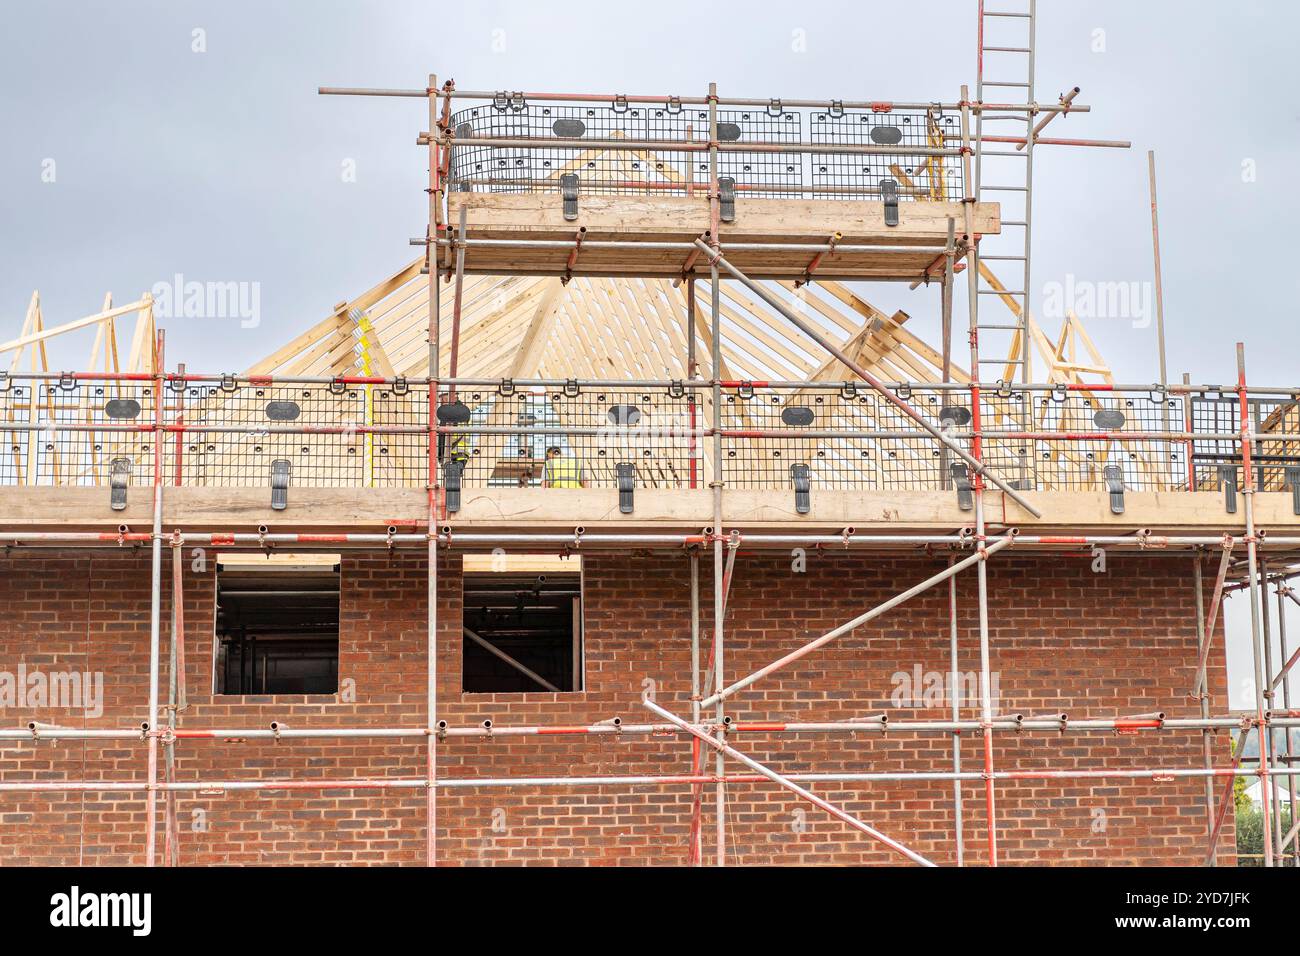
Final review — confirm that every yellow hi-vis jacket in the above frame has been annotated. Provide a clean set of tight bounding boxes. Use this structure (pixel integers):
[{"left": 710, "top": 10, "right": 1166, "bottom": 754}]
[{"left": 543, "top": 456, "right": 583, "bottom": 488}]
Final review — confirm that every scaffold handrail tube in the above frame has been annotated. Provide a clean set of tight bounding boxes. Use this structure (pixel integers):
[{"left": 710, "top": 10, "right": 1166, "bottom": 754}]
[
  {"left": 11, "top": 532, "right": 1300, "bottom": 551},
  {"left": 0, "top": 715, "right": 1289, "bottom": 743},
  {"left": 9, "top": 370, "right": 1289, "bottom": 393},
  {"left": 321, "top": 83, "right": 1092, "bottom": 116}
]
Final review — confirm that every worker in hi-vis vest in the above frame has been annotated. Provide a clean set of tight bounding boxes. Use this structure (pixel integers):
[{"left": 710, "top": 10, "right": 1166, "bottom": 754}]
[
  {"left": 447, "top": 431, "right": 470, "bottom": 465},
  {"left": 542, "top": 445, "right": 584, "bottom": 488}
]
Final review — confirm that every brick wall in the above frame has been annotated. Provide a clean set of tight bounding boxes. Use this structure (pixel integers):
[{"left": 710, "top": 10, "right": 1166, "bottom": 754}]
[{"left": 0, "top": 548, "right": 1234, "bottom": 866}]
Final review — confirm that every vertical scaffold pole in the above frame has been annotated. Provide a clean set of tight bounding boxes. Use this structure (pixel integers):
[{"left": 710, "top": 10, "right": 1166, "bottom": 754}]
[
  {"left": 426, "top": 72, "right": 440, "bottom": 868},
  {"left": 1260, "top": 556, "right": 1284, "bottom": 856},
  {"left": 706, "top": 80, "right": 726, "bottom": 867},
  {"left": 164, "top": 530, "right": 184, "bottom": 867},
  {"left": 1238, "top": 343, "right": 1273, "bottom": 867},
  {"left": 688, "top": 551, "right": 703, "bottom": 865},
  {"left": 1148, "top": 152, "right": 1169, "bottom": 416},
  {"left": 1192, "top": 553, "right": 1218, "bottom": 865},
  {"left": 960, "top": 83, "right": 998, "bottom": 866},
  {"left": 949, "top": 563, "right": 965, "bottom": 866},
  {"left": 145, "top": 329, "right": 164, "bottom": 866},
  {"left": 1276, "top": 579, "right": 1300, "bottom": 864}
]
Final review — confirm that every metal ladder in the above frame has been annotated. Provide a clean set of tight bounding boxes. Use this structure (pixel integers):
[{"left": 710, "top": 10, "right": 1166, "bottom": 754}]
[{"left": 973, "top": 0, "right": 1036, "bottom": 385}]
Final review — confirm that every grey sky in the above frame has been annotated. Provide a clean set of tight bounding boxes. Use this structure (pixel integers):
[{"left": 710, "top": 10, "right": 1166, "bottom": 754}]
[{"left": 2, "top": 1, "right": 1297, "bottom": 706}]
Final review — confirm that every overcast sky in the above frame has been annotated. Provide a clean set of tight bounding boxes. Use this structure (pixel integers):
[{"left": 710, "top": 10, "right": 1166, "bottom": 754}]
[{"left": 2, "top": 1, "right": 1297, "bottom": 705}]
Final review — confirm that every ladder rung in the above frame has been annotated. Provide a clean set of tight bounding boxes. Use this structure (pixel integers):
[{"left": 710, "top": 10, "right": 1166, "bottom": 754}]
[
  {"left": 978, "top": 324, "right": 1024, "bottom": 330},
  {"left": 982, "top": 81, "right": 1030, "bottom": 88},
  {"left": 980, "top": 359, "right": 1025, "bottom": 365},
  {"left": 982, "top": 46, "right": 1032, "bottom": 53},
  {"left": 981, "top": 115, "right": 1032, "bottom": 122},
  {"left": 1000, "top": 220, "right": 1028, "bottom": 226},
  {"left": 979, "top": 289, "right": 1025, "bottom": 295},
  {"left": 984, "top": 10, "right": 1032, "bottom": 17},
  {"left": 982, "top": 185, "right": 1028, "bottom": 192},
  {"left": 981, "top": 151, "right": 1031, "bottom": 158},
  {"left": 979, "top": 255, "right": 1026, "bottom": 261}
]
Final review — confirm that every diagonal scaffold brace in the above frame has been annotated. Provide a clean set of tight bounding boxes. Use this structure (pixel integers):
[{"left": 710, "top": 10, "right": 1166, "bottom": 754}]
[
  {"left": 644, "top": 698, "right": 937, "bottom": 866},
  {"left": 699, "top": 536, "right": 1012, "bottom": 709},
  {"left": 691, "top": 238, "right": 1043, "bottom": 520}
]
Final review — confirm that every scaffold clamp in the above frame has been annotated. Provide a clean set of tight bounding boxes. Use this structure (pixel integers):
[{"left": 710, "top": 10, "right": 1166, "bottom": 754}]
[
  {"left": 718, "top": 177, "right": 736, "bottom": 223},
  {"left": 616, "top": 462, "right": 635, "bottom": 514},
  {"left": 790, "top": 463, "right": 811, "bottom": 514},
  {"left": 880, "top": 178, "right": 899, "bottom": 226},
  {"left": 110, "top": 457, "right": 131, "bottom": 512},
  {"left": 270, "top": 458, "right": 291, "bottom": 511},
  {"left": 1218, "top": 465, "right": 1239, "bottom": 514},
  {"left": 1103, "top": 464, "right": 1125, "bottom": 514},
  {"left": 950, "top": 463, "right": 973, "bottom": 512},
  {"left": 443, "top": 458, "right": 465, "bottom": 513},
  {"left": 560, "top": 173, "right": 580, "bottom": 221}
]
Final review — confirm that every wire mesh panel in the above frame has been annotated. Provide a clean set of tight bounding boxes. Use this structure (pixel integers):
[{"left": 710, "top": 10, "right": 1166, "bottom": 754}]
[
  {"left": 370, "top": 383, "right": 430, "bottom": 488},
  {"left": 0, "top": 380, "right": 33, "bottom": 485},
  {"left": 976, "top": 387, "right": 1037, "bottom": 491},
  {"left": 714, "top": 108, "right": 803, "bottom": 199},
  {"left": 643, "top": 105, "right": 711, "bottom": 194},
  {"left": 166, "top": 383, "right": 368, "bottom": 488},
  {"left": 33, "top": 381, "right": 156, "bottom": 486},
  {"left": 1032, "top": 390, "right": 1185, "bottom": 491},
  {"left": 873, "top": 387, "right": 1029, "bottom": 491},
  {"left": 448, "top": 103, "right": 803, "bottom": 198},
  {"left": 715, "top": 384, "right": 1189, "bottom": 493},
  {"left": 810, "top": 107, "right": 963, "bottom": 200},
  {"left": 719, "top": 386, "right": 881, "bottom": 490},
  {"left": 9, "top": 374, "right": 1289, "bottom": 496},
  {"left": 450, "top": 103, "right": 649, "bottom": 195},
  {"left": 875, "top": 388, "right": 957, "bottom": 491},
  {"left": 1254, "top": 397, "right": 1300, "bottom": 491},
  {"left": 437, "top": 385, "right": 701, "bottom": 490},
  {"left": 716, "top": 385, "right": 1011, "bottom": 492},
  {"left": 1191, "top": 393, "right": 1300, "bottom": 492}
]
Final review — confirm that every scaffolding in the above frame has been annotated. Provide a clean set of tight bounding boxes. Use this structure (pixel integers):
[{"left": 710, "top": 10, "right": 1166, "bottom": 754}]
[{"left": 4, "top": 16, "right": 1300, "bottom": 868}]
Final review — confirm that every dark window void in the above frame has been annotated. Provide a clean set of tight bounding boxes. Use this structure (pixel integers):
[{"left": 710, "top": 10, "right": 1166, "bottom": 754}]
[
  {"left": 462, "top": 568, "right": 582, "bottom": 692},
  {"left": 214, "top": 556, "right": 340, "bottom": 695}
]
